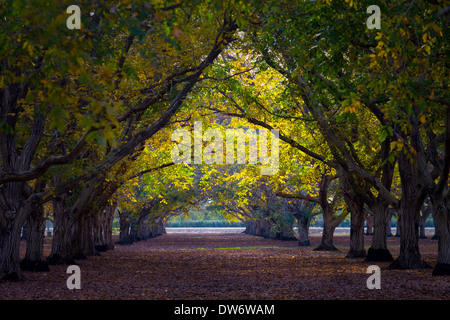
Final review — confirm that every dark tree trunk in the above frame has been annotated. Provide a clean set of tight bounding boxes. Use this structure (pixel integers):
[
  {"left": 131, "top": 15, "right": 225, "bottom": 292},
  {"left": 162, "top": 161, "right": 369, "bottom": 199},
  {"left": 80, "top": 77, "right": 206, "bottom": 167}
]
[
  {"left": 315, "top": 222, "right": 338, "bottom": 251},
  {"left": 388, "top": 152, "right": 429, "bottom": 270},
  {"left": 47, "top": 194, "right": 76, "bottom": 265},
  {"left": 119, "top": 220, "right": 132, "bottom": 244},
  {"left": 244, "top": 216, "right": 295, "bottom": 240},
  {"left": 70, "top": 212, "right": 96, "bottom": 259},
  {"left": 153, "top": 218, "right": 166, "bottom": 237},
  {"left": 130, "top": 221, "right": 139, "bottom": 243},
  {"left": 0, "top": 212, "right": 26, "bottom": 281},
  {"left": 244, "top": 219, "right": 268, "bottom": 237},
  {"left": 49, "top": 177, "right": 105, "bottom": 262},
  {"left": 244, "top": 219, "right": 258, "bottom": 236},
  {"left": 20, "top": 204, "right": 49, "bottom": 272},
  {"left": 431, "top": 198, "right": 450, "bottom": 276},
  {"left": 386, "top": 210, "right": 394, "bottom": 237},
  {"left": 314, "top": 175, "right": 346, "bottom": 251},
  {"left": 337, "top": 167, "right": 365, "bottom": 258},
  {"left": 345, "top": 194, "right": 366, "bottom": 258},
  {"left": 118, "top": 210, "right": 133, "bottom": 245},
  {"left": 0, "top": 197, "right": 36, "bottom": 280},
  {"left": 295, "top": 213, "right": 311, "bottom": 246},
  {"left": 0, "top": 181, "right": 33, "bottom": 280},
  {"left": 104, "top": 204, "right": 115, "bottom": 249},
  {"left": 365, "top": 201, "right": 394, "bottom": 262},
  {"left": 94, "top": 203, "right": 116, "bottom": 252}
]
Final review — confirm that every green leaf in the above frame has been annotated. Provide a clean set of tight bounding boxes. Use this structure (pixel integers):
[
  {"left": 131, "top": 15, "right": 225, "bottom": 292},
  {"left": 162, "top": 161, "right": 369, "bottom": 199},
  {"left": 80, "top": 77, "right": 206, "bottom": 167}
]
[{"left": 378, "top": 129, "right": 388, "bottom": 142}]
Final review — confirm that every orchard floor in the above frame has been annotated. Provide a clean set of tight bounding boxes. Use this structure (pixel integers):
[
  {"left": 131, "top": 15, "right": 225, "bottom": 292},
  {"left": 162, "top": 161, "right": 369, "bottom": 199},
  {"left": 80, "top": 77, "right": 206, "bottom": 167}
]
[{"left": 2, "top": 232, "right": 449, "bottom": 300}]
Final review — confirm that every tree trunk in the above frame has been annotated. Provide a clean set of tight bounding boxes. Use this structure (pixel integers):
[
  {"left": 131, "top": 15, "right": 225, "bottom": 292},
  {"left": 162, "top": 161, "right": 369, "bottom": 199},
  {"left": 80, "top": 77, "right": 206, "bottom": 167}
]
[
  {"left": 47, "top": 194, "right": 76, "bottom": 265},
  {"left": 118, "top": 209, "right": 133, "bottom": 245},
  {"left": 386, "top": 210, "right": 394, "bottom": 237},
  {"left": 49, "top": 177, "right": 105, "bottom": 262},
  {"left": 389, "top": 201, "right": 429, "bottom": 269},
  {"left": 345, "top": 195, "right": 366, "bottom": 258},
  {"left": 94, "top": 203, "right": 116, "bottom": 252},
  {"left": 315, "top": 220, "right": 338, "bottom": 251},
  {"left": 244, "top": 219, "right": 257, "bottom": 236},
  {"left": 119, "top": 220, "right": 131, "bottom": 244},
  {"left": 315, "top": 204, "right": 342, "bottom": 251},
  {"left": 153, "top": 218, "right": 166, "bottom": 236},
  {"left": 244, "top": 216, "right": 295, "bottom": 240},
  {"left": 366, "top": 200, "right": 394, "bottom": 262},
  {"left": 296, "top": 213, "right": 311, "bottom": 246},
  {"left": 314, "top": 175, "right": 346, "bottom": 251},
  {"left": 70, "top": 212, "right": 96, "bottom": 259},
  {"left": 105, "top": 204, "right": 115, "bottom": 249},
  {"left": 431, "top": 198, "right": 450, "bottom": 276},
  {"left": 0, "top": 181, "right": 33, "bottom": 280},
  {"left": 0, "top": 214, "right": 26, "bottom": 281},
  {"left": 244, "top": 219, "right": 266, "bottom": 237},
  {"left": 20, "top": 204, "right": 49, "bottom": 272},
  {"left": 388, "top": 152, "right": 429, "bottom": 269},
  {"left": 130, "top": 221, "right": 139, "bottom": 243},
  {"left": 93, "top": 209, "right": 106, "bottom": 252}
]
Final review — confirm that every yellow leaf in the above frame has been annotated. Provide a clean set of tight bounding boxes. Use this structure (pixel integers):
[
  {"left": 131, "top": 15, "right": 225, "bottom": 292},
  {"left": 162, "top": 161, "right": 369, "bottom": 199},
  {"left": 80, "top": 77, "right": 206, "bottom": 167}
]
[
  {"left": 419, "top": 114, "right": 426, "bottom": 124},
  {"left": 422, "top": 33, "right": 427, "bottom": 43}
]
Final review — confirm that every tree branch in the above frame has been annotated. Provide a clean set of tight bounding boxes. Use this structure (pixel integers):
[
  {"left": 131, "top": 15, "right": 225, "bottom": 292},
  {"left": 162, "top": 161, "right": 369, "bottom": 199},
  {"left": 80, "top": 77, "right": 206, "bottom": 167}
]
[
  {"left": 0, "top": 128, "right": 96, "bottom": 184},
  {"left": 276, "top": 191, "right": 320, "bottom": 204}
]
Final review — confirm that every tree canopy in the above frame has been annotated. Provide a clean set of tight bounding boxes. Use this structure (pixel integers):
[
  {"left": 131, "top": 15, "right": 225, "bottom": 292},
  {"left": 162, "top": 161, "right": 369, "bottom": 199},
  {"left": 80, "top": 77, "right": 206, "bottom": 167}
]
[{"left": 0, "top": 0, "right": 449, "bottom": 281}]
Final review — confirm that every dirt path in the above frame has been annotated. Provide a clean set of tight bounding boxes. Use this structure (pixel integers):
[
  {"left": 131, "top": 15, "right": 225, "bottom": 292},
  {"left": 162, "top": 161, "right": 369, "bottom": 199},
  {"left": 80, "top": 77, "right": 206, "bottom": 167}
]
[{"left": 1, "top": 233, "right": 448, "bottom": 300}]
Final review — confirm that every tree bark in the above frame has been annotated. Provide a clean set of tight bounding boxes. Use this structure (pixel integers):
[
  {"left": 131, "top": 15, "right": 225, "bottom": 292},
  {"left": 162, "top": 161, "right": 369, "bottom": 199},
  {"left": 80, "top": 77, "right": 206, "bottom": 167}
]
[
  {"left": 49, "top": 176, "right": 106, "bottom": 262},
  {"left": 345, "top": 194, "right": 366, "bottom": 258},
  {"left": 0, "top": 191, "right": 36, "bottom": 280},
  {"left": 118, "top": 211, "right": 132, "bottom": 245},
  {"left": 0, "top": 178, "right": 36, "bottom": 280},
  {"left": 20, "top": 204, "right": 49, "bottom": 272},
  {"left": 47, "top": 194, "right": 76, "bottom": 265},
  {"left": 94, "top": 203, "right": 116, "bottom": 252},
  {"left": 315, "top": 221, "right": 339, "bottom": 251},
  {"left": 388, "top": 152, "right": 429, "bottom": 269},
  {"left": 314, "top": 175, "right": 346, "bottom": 251},
  {"left": 0, "top": 211, "right": 27, "bottom": 281},
  {"left": 295, "top": 213, "right": 311, "bottom": 246},
  {"left": 70, "top": 212, "right": 96, "bottom": 259},
  {"left": 431, "top": 197, "right": 450, "bottom": 276},
  {"left": 244, "top": 218, "right": 269, "bottom": 238},
  {"left": 365, "top": 200, "right": 394, "bottom": 262},
  {"left": 386, "top": 209, "right": 394, "bottom": 237},
  {"left": 244, "top": 219, "right": 258, "bottom": 236}
]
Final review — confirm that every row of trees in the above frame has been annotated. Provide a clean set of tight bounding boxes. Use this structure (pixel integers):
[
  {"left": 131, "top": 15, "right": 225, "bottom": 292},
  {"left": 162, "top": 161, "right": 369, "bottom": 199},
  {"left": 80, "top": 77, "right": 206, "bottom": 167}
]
[
  {"left": 166, "top": 0, "right": 449, "bottom": 274},
  {"left": 1, "top": 0, "right": 448, "bottom": 281},
  {"left": 0, "top": 0, "right": 241, "bottom": 280}
]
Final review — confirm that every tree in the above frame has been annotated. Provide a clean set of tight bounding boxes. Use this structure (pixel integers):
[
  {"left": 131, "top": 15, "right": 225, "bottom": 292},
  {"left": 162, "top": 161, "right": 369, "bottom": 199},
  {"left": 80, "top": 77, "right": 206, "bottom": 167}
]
[{"left": 0, "top": 0, "right": 239, "bottom": 280}]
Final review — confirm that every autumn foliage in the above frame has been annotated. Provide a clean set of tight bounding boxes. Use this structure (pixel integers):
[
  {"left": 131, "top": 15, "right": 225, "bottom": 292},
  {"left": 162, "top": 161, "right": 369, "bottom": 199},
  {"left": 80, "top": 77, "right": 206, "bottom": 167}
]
[{"left": 0, "top": 0, "right": 449, "bottom": 301}]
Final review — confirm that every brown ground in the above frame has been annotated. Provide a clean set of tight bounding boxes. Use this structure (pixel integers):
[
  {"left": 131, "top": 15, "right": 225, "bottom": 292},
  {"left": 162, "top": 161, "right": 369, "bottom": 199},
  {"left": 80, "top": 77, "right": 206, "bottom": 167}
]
[{"left": 1, "top": 232, "right": 449, "bottom": 300}]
